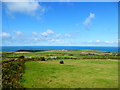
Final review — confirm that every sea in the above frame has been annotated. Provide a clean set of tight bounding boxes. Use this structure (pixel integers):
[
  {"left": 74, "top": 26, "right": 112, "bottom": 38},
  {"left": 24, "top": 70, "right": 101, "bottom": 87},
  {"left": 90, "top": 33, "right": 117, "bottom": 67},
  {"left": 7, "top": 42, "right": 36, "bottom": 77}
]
[{"left": 1, "top": 46, "right": 119, "bottom": 52}]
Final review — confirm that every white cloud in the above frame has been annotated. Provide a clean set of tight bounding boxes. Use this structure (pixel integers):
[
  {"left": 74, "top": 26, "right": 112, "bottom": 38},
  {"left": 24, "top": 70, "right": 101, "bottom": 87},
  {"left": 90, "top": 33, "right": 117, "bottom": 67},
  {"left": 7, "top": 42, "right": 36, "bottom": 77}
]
[
  {"left": 46, "top": 29, "right": 54, "bottom": 34},
  {"left": 89, "top": 13, "right": 95, "bottom": 18},
  {"left": 41, "top": 32, "right": 48, "bottom": 36},
  {"left": 55, "top": 34, "right": 61, "bottom": 38},
  {"left": 83, "top": 13, "right": 95, "bottom": 26},
  {"left": 5, "top": 0, "right": 46, "bottom": 16},
  {"left": 86, "top": 40, "right": 116, "bottom": 44},
  {"left": 32, "top": 32, "right": 38, "bottom": 35},
  {"left": 64, "top": 33, "right": 71, "bottom": 37},
  {"left": 104, "top": 41, "right": 114, "bottom": 43},
  {"left": 48, "top": 39, "right": 65, "bottom": 43},
  {"left": 34, "top": 37, "right": 39, "bottom": 41},
  {"left": 41, "top": 29, "right": 54, "bottom": 36},
  {"left": 87, "top": 40, "right": 93, "bottom": 43},
  {"left": 96, "top": 40, "right": 100, "bottom": 42},
  {"left": 15, "top": 31, "right": 22, "bottom": 35},
  {"left": 1, "top": 32, "right": 11, "bottom": 38}
]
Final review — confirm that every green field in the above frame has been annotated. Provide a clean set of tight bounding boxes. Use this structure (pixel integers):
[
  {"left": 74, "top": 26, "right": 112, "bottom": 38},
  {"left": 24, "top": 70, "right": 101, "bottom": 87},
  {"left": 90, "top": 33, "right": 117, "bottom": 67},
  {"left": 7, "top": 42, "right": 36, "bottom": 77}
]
[
  {"left": 1, "top": 49, "right": 120, "bottom": 60},
  {"left": 21, "top": 60, "right": 118, "bottom": 88},
  {"left": 2, "top": 50, "right": 119, "bottom": 88}
]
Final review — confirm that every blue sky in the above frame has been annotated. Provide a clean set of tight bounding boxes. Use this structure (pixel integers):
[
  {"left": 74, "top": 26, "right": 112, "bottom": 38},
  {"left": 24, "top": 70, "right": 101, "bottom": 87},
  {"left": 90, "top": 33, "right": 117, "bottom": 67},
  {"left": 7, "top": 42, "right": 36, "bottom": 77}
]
[{"left": 1, "top": 2, "right": 118, "bottom": 46}]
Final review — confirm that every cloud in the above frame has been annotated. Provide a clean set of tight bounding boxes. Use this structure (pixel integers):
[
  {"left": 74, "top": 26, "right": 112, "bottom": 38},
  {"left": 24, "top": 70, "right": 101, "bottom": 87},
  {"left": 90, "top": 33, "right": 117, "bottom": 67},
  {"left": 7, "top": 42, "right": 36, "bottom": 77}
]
[
  {"left": 32, "top": 32, "right": 38, "bottom": 35},
  {"left": 64, "top": 33, "right": 72, "bottom": 38},
  {"left": 86, "top": 40, "right": 116, "bottom": 44},
  {"left": 31, "top": 29, "right": 56, "bottom": 42},
  {"left": 31, "top": 30, "right": 65, "bottom": 44},
  {"left": 96, "top": 40, "right": 100, "bottom": 42},
  {"left": 5, "top": 0, "right": 46, "bottom": 17},
  {"left": 1, "top": 32, "right": 13, "bottom": 46},
  {"left": 78, "top": 40, "right": 118, "bottom": 46},
  {"left": 55, "top": 34, "right": 61, "bottom": 38},
  {"left": 46, "top": 29, "right": 54, "bottom": 34},
  {"left": 33, "top": 37, "right": 39, "bottom": 41},
  {"left": 47, "top": 39, "right": 65, "bottom": 44},
  {"left": 41, "top": 32, "right": 48, "bottom": 36},
  {"left": 83, "top": 13, "right": 95, "bottom": 27},
  {"left": 87, "top": 40, "right": 93, "bottom": 43},
  {"left": 15, "top": 31, "right": 22, "bottom": 35},
  {"left": 1, "top": 32, "right": 11, "bottom": 38},
  {"left": 104, "top": 41, "right": 113, "bottom": 43},
  {"left": 41, "top": 29, "right": 54, "bottom": 36}
]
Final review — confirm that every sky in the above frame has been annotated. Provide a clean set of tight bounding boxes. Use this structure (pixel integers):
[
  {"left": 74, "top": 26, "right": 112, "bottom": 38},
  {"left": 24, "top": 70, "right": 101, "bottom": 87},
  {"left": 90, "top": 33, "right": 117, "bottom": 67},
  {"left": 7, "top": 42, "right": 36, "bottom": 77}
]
[{"left": 1, "top": 1, "right": 119, "bottom": 46}]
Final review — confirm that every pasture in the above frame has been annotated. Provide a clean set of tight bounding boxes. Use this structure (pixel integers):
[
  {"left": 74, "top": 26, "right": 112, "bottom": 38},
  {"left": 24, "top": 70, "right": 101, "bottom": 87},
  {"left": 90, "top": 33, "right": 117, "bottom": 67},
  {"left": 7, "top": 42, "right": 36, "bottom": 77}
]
[{"left": 21, "top": 59, "right": 118, "bottom": 88}]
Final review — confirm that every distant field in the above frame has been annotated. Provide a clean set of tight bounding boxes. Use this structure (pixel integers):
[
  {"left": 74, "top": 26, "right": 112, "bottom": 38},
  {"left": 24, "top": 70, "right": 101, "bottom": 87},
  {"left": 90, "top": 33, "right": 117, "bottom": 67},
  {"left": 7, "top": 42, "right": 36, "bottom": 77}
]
[
  {"left": 1, "top": 49, "right": 120, "bottom": 59},
  {"left": 21, "top": 60, "right": 118, "bottom": 88}
]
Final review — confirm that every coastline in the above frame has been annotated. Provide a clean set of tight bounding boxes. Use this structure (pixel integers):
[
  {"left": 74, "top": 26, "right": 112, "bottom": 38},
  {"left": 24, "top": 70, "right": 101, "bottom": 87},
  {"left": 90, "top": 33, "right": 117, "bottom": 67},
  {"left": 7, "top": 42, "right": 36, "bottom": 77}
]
[{"left": 1, "top": 46, "right": 119, "bottom": 52}]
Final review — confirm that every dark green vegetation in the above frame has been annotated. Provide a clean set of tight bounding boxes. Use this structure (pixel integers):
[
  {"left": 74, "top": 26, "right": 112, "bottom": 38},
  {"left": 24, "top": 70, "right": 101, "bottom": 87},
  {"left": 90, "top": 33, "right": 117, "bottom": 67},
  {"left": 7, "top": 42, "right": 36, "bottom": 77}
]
[
  {"left": 1, "top": 50, "right": 119, "bottom": 88},
  {"left": 2, "top": 59, "right": 25, "bottom": 88}
]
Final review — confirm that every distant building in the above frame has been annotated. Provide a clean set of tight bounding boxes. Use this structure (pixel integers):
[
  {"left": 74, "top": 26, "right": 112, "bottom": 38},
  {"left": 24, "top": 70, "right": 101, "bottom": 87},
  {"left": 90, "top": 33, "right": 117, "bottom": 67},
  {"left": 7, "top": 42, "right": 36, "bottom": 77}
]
[
  {"left": 24, "top": 56, "right": 32, "bottom": 59},
  {"left": 50, "top": 56, "right": 57, "bottom": 59}
]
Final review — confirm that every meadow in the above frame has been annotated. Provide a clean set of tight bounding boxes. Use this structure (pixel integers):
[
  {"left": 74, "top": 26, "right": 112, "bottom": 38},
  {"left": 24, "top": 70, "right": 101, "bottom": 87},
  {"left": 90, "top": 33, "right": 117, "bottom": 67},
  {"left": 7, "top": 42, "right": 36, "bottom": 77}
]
[
  {"left": 21, "top": 60, "right": 118, "bottom": 88},
  {"left": 1, "top": 49, "right": 119, "bottom": 88}
]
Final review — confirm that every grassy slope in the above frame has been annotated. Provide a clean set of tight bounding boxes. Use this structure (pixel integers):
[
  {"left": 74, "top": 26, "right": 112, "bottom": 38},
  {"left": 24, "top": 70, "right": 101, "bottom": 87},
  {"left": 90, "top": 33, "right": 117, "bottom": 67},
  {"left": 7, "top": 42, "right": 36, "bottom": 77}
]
[{"left": 21, "top": 60, "right": 118, "bottom": 88}]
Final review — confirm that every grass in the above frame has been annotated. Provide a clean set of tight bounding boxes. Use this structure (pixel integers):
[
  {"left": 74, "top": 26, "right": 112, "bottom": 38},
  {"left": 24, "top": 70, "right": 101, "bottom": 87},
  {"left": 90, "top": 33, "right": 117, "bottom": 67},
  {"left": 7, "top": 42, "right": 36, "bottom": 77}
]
[
  {"left": 2, "top": 50, "right": 119, "bottom": 88},
  {"left": 2, "top": 49, "right": 119, "bottom": 59},
  {"left": 21, "top": 59, "right": 118, "bottom": 88}
]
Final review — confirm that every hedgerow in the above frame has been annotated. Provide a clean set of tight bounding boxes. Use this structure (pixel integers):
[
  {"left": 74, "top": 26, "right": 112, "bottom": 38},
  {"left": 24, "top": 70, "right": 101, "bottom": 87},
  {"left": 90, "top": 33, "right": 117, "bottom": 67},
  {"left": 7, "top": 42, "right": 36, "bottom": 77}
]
[
  {"left": 2, "top": 57, "right": 48, "bottom": 88},
  {"left": 2, "top": 60, "right": 25, "bottom": 88}
]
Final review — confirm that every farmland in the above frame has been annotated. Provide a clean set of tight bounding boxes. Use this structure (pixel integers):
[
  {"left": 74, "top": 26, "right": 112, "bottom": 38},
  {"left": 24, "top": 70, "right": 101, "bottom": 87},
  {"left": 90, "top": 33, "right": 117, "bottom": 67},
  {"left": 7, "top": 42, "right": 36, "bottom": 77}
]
[
  {"left": 1, "top": 49, "right": 119, "bottom": 88},
  {"left": 1, "top": 49, "right": 120, "bottom": 60},
  {"left": 21, "top": 60, "right": 118, "bottom": 88}
]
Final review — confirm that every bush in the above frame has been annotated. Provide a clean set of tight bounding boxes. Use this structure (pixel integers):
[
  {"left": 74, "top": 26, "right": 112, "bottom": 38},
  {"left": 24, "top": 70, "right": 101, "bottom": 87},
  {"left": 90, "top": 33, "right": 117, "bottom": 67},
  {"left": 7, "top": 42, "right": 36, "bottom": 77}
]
[
  {"left": 2, "top": 60, "right": 25, "bottom": 88},
  {"left": 40, "top": 57, "right": 45, "bottom": 61},
  {"left": 19, "top": 56, "right": 24, "bottom": 58},
  {"left": 69, "top": 54, "right": 74, "bottom": 56}
]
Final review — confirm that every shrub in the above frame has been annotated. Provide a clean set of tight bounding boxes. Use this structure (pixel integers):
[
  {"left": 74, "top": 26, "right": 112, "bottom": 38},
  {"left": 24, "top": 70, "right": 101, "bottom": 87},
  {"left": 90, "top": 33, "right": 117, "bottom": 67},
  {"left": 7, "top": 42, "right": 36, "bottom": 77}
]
[
  {"left": 69, "top": 54, "right": 74, "bottom": 56},
  {"left": 2, "top": 60, "right": 25, "bottom": 88},
  {"left": 19, "top": 56, "right": 24, "bottom": 58},
  {"left": 40, "top": 57, "right": 45, "bottom": 61}
]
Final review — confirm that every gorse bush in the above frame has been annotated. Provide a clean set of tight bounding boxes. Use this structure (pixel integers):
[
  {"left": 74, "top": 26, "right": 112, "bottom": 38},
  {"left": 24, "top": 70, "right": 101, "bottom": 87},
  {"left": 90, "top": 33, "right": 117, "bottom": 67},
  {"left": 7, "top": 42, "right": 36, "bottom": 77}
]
[
  {"left": 2, "top": 60, "right": 25, "bottom": 88},
  {"left": 2, "top": 57, "right": 46, "bottom": 88}
]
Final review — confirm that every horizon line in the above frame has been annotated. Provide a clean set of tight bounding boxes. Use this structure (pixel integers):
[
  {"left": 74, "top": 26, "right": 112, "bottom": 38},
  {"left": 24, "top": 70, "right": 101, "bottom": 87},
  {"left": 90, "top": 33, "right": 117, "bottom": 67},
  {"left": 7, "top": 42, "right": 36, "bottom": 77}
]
[{"left": 0, "top": 45, "right": 119, "bottom": 47}]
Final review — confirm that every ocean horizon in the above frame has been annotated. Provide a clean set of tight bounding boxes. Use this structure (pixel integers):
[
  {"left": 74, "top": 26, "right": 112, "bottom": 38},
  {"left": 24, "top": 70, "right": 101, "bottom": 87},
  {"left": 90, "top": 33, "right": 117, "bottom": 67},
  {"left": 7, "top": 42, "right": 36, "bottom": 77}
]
[{"left": 1, "top": 46, "right": 119, "bottom": 52}]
